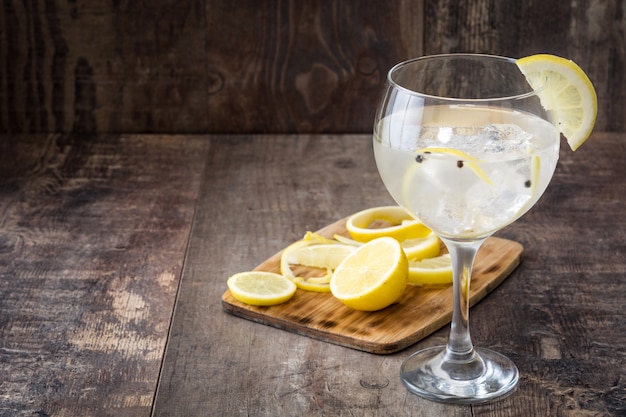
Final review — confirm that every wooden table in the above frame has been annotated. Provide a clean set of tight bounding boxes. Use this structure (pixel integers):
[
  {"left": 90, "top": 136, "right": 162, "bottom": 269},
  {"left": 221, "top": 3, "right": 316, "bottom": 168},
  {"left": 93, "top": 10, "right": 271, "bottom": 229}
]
[{"left": 0, "top": 133, "right": 624, "bottom": 416}]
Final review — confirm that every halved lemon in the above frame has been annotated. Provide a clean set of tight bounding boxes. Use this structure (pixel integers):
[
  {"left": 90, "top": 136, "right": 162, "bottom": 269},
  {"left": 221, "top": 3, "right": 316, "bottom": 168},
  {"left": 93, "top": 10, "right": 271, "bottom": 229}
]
[
  {"left": 516, "top": 54, "right": 597, "bottom": 151},
  {"left": 408, "top": 253, "right": 453, "bottom": 286},
  {"left": 227, "top": 271, "right": 297, "bottom": 306},
  {"left": 346, "top": 206, "right": 431, "bottom": 243},
  {"left": 330, "top": 237, "right": 408, "bottom": 311}
]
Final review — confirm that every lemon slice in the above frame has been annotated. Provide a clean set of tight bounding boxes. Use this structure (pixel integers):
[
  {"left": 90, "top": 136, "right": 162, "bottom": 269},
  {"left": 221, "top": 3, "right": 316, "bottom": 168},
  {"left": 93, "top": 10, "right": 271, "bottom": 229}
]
[
  {"left": 332, "top": 234, "right": 362, "bottom": 246},
  {"left": 516, "top": 54, "right": 597, "bottom": 151},
  {"left": 227, "top": 271, "right": 297, "bottom": 306},
  {"left": 415, "top": 148, "right": 493, "bottom": 186},
  {"left": 280, "top": 239, "right": 355, "bottom": 293},
  {"left": 401, "top": 232, "right": 441, "bottom": 260},
  {"left": 302, "top": 231, "right": 338, "bottom": 245},
  {"left": 287, "top": 244, "right": 356, "bottom": 269},
  {"left": 408, "top": 254, "right": 453, "bottom": 286},
  {"left": 336, "top": 230, "right": 440, "bottom": 262},
  {"left": 346, "top": 206, "right": 431, "bottom": 243},
  {"left": 330, "top": 237, "right": 408, "bottom": 311}
]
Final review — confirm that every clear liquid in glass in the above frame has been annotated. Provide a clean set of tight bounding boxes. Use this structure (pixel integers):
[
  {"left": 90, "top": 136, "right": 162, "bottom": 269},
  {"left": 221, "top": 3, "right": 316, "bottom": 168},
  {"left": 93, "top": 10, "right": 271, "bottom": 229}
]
[{"left": 373, "top": 105, "right": 560, "bottom": 239}]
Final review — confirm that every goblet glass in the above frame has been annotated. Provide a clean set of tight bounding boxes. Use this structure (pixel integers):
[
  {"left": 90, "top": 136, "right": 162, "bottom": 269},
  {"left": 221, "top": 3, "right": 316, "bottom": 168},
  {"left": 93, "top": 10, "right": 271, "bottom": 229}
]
[{"left": 373, "top": 54, "right": 560, "bottom": 403}]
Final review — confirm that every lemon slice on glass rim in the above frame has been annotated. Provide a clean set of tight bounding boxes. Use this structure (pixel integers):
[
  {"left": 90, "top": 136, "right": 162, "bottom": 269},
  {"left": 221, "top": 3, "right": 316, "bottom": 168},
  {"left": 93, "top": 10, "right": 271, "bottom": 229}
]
[{"left": 516, "top": 54, "right": 597, "bottom": 151}]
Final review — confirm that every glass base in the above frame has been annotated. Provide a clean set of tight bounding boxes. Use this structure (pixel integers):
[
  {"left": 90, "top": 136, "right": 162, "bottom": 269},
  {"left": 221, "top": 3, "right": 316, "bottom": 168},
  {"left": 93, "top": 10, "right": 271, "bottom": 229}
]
[{"left": 400, "top": 346, "right": 519, "bottom": 404}]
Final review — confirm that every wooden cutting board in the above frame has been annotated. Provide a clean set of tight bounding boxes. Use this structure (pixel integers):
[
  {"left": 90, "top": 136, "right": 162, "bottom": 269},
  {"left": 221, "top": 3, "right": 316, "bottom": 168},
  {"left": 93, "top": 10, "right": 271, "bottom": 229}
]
[{"left": 222, "top": 215, "right": 523, "bottom": 354}]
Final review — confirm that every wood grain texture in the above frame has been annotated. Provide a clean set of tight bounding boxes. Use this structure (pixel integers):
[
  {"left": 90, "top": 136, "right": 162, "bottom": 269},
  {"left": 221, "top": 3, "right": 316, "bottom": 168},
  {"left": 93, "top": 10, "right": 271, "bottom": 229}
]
[
  {"left": 205, "top": 0, "right": 423, "bottom": 133},
  {"left": 0, "top": 134, "right": 208, "bottom": 416},
  {"left": 153, "top": 133, "right": 626, "bottom": 416},
  {"left": 1, "top": 133, "right": 624, "bottom": 415},
  {"left": 223, "top": 220, "right": 523, "bottom": 354},
  {"left": 423, "top": 0, "right": 625, "bottom": 137},
  {"left": 0, "top": 0, "right": 207, "bottom": 134},
  {"left": 2, "top": 0, "right": 623, "bottom": 134}
]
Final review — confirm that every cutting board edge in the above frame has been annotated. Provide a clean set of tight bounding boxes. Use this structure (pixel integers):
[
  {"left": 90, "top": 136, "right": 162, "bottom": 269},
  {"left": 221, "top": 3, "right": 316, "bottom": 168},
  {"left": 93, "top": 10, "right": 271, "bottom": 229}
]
[{"left": 221, "top": 295, "right": 440, "bottom": 354}]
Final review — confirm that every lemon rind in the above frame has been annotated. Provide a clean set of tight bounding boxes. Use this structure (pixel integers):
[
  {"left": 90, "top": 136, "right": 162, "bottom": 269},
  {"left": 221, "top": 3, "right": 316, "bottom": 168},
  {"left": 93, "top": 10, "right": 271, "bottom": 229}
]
[{"left": 516, "top": 54, "right": 597, "bottom": 151}]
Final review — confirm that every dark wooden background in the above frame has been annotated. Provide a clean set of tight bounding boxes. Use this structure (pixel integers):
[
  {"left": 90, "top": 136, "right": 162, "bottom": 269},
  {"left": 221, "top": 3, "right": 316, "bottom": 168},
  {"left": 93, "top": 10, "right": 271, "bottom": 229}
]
[
  {"left": 0, "top": 0, "right": 622, "bottom": 135},
  {"left": 1, "top": 2, "right": 625, "bottom": 415}
]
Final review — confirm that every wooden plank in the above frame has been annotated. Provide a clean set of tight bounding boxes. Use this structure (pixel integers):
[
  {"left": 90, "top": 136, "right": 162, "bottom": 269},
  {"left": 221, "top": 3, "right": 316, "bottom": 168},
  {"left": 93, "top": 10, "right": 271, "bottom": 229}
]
[
  {"left": 152, "top": 134, "right": 469, "bottom": 416},
  {"left": 0, "top": 134, "right": 208, "bottom": 417},
  {"left": 472, "top": 133, "right": 626, "bottom": 417},
  {"left": 205, "top": 0, "right": 423, "bottom": 133},
  {"left": 1, "top": 0, "right": 623, "bottom": 134},
  {"left": 423, "top": 0, "right": 623, "bottom": 133},
  {"left": 153, "top": 133, "right": 626, "bottom": 416},
  {"left": 0, "top": 0, "right": 207, "bottom": 134},
  {"left": 222, "top": 217, "right": 523, "bottom": 354}
]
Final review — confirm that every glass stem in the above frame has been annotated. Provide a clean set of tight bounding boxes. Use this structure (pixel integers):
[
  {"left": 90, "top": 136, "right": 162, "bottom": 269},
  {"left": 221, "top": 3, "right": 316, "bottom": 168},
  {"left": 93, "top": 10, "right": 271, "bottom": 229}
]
[{"left": 440, "top": 237, "right": 486, "bottom": 371}]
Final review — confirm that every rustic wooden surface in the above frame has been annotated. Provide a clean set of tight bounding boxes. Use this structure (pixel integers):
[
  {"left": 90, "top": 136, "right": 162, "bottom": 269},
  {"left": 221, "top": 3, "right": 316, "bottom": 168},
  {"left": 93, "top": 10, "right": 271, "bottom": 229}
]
[
  {"left": 0, "top": 134, "right": 208, "bottom": 417},
  {"left": 153, "top": 133, "right": 625, "bottom": 416},
  {"left": 0, "top": 133, "right": 625, "bottom": 416},
  {"left": 0, "top": 0, "right": 623, "bottom": 134}
]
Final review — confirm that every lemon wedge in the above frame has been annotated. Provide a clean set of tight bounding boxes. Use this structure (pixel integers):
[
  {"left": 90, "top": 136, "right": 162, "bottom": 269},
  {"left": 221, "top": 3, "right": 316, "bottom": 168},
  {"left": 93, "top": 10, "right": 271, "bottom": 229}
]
[
  {"left": 516, "top": 54, "right": 597, "bottom": 151},
  {"left": 346, "top": 206, "right": 431, "bottom": 243},
  {"left": 330, "top": 237, "right": 408, "bottom": 311},
  {"left": 408, "top": 254, "right": 453, "bottom": 286},
  {"left": 227, "top": 271, "right": 297, "bottom": 306}
]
